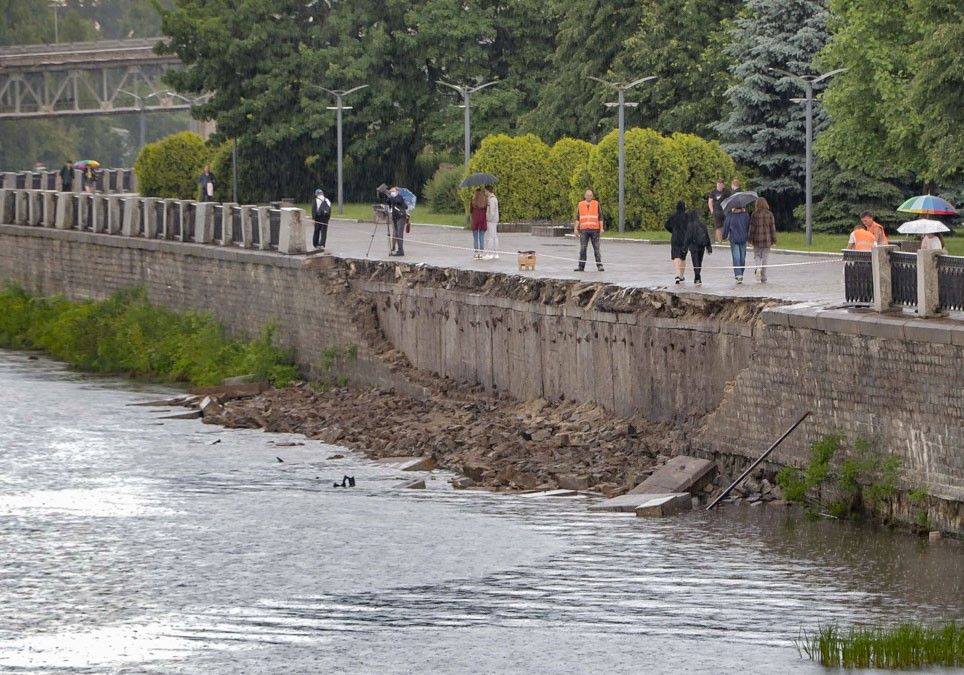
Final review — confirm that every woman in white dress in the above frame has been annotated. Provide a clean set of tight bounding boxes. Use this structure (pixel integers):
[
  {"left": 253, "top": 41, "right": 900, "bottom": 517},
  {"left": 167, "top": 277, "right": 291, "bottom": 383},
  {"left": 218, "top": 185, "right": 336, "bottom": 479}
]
[
  {"left": 483, "top": 186, "right": 500, "bottom": 260},
  {"left": 920, "top": 233, "right": 945, "bottom": 250}
]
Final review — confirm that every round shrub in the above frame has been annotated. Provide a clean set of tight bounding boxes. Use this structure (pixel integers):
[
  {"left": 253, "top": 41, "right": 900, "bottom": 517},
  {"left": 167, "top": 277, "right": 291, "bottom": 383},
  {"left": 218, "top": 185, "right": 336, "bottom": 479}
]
[
  {"left": 467, "top": 134, "right": 557, "bottom": 222},
  {"left": 134, "top": 131, "right": 209, "bottom": 199},
  {"left": 423, "top": 163, "right": 465, "bottom": 213},
  {"left": 551, "top": 137, "right": 594, "bottom": 220},
  {"left": 670, "top": 132, "right": 736, "bottom": 219},
  {"left": 587, "top": 128, "right": 688, "bottom": 230}
]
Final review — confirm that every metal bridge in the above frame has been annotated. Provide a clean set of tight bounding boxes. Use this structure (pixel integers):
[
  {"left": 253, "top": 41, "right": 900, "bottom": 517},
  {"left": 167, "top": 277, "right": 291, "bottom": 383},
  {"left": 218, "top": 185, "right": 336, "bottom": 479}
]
[{"left": 0, "top": 38, "right": 193, "bottom": 119}]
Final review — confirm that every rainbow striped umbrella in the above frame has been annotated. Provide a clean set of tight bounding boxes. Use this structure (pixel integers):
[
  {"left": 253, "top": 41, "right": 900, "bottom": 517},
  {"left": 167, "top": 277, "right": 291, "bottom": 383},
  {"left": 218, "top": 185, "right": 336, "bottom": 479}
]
[{"left": 896, "top": 195, "right": 956, "bottom": 216}]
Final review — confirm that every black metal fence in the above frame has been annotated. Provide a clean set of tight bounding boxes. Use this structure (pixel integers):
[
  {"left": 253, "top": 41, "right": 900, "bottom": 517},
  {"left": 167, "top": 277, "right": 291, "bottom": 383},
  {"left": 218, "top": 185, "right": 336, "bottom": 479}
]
[
  {"left": 890, "top": 251, "right": 918, "bottom": 307},
  {"left": 938, "top": 255, "right": 964, "bottom": 312},
  {"left": 843, "top": 250, "right": 873, "bottom": 303}
]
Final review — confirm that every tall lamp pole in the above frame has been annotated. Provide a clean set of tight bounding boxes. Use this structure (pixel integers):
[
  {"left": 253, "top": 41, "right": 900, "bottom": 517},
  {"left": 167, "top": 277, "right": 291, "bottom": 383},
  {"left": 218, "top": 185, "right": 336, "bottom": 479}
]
[
  {"left": 769, "top": 67, "right": 847, "bottom": 246},
  {"left": 591, "top": 75, "right": 657, "bottom": 233},
  {"left": 437, "top": 79, "right": 499, "bottom": 170},
  {"left": 312, "top": 84, "right": 367, "bottom": 215}
]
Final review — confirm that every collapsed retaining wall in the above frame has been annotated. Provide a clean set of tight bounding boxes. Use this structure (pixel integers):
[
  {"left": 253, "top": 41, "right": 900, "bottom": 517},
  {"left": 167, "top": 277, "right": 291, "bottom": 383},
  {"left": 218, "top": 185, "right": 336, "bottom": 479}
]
[{"left": 0, "top": 223, "right": 961, "bottom": 532}]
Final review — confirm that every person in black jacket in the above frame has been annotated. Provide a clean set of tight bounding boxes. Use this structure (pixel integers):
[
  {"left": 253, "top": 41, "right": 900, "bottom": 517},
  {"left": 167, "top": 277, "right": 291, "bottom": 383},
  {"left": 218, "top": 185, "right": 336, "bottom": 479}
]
[
  {"left": 310, "top": 188, "right": 331, "bottom": 251},
  {"left": 665, "top": 200, "right": 689, "bottom": 284},
  {"left": 59, "top": 160, "right": 74, "bottom": 192},
  {"left": 384, "top": 186, "right": 408, "bottom": 256},
  {"left": 682, "top": 210, "right": 713, "bottom": 286}
]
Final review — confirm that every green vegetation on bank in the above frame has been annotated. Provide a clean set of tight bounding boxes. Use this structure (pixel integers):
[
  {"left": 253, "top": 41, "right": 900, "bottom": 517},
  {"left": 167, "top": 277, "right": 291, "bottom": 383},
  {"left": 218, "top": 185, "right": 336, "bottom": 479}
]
[
  {"left": 0, "top": 286, "right": 297, "bottom": 387},
  {"left": 295, "top": 203, "right": 466, "bottom": 227},
  {"left": 798, "top": 621, "right": 964, "bottom": 669}
]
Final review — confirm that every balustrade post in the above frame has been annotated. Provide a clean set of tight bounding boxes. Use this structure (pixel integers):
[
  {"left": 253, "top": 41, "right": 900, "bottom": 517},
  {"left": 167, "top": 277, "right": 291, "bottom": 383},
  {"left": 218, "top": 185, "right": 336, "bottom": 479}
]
[
  {"left": 871, "top": 244, "right": 895, "bottom": 312},
  {"left": 239, "top": 206, "right": 254, "bottom": 249},
  {"left": 257, "top": 206, "right": 271, "bottom": 251},
  {"left": 220, "top": 203, "right": 237, "bottom": 246},
  {"left": 14, "top": 190, "right": 28, "bottom": 225},
  {"left": 142, "top": 197, "right": 158, "bottom": 238},
  {"left": 106, "top": 195, "right": 122, "bottom": 234},
  {"left": 916, "top": 249, "right": 941, "bottom": 318},
  {"left": 0, "top": 189, "right": 12, "bottom": 223},
  {"left": 122, "top": 197, "right": 141, "bottom": 237},
  {"left": 91, "top": 194, "right": 107, "bottom": 233},
  {"left": 41, "top": 191, "right": 56, "bottom": 227},
  {"left": 278, "top": 207, "right": 307, "bottom": 254},
  {"left": 55, "top": 192, "right": 75, "bottom": 229}
]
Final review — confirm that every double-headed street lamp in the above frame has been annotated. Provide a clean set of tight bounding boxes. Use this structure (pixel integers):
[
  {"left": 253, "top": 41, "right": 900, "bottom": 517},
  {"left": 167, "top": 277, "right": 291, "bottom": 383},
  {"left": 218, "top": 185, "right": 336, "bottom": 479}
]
[
  {"left": 437, "top": 79, "right": 500, "bottom": 170},
  {"left": 590, "top": 75, "right": 657, "bottom": 233},
  {"left": 769, "top": 67, "right": 847, "bottom": 246},
  {"left": 312, "top": 84, "right": 368, "bottom": 215}
]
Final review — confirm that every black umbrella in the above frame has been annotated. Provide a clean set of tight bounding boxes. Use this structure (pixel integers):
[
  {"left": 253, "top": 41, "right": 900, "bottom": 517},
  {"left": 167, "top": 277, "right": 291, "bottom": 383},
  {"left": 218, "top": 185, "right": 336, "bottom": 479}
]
[
  {"left": 459, "top": 172, "right": 498, "bottom": 188},
  {"left": 721, "top": 191, "right": 759, "bottom": 212}
]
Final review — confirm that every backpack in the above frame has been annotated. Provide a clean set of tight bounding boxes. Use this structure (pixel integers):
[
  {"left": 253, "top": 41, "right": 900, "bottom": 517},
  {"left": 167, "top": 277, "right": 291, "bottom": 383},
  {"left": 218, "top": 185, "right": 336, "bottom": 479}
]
[{"left": 318, "top": 199, "right": 331, "bottom": 220}]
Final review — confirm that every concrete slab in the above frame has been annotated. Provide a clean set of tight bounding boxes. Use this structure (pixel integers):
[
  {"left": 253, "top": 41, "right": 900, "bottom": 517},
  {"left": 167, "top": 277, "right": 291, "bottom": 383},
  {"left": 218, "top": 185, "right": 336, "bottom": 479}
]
[
  {"left": 635, "top": 493, "right": 692, "bottom": 517},
  {"left": 588, "top": 492, "right": 689, "bottom": 513},
  {"left": 375, "top": 456, "right": 437, "bottom": 471},
  {"left": 395, "top": 478, "right": 426, "bottom": 489},
  {"left": 628, "top": 455, "right": 717, "bottom": 495}
]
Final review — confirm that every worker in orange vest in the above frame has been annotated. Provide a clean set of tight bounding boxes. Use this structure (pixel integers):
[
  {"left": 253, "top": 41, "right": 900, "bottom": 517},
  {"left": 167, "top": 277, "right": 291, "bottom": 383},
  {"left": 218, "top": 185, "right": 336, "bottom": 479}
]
[
  {"left": 859, "top": 211, "right": 888, "bottom": 245},
  {"left": 847, "top": 219, "right": 877, "bottom": 251},
  {"left": 574, "top": 189, "right": 605, "bottom": 272}
]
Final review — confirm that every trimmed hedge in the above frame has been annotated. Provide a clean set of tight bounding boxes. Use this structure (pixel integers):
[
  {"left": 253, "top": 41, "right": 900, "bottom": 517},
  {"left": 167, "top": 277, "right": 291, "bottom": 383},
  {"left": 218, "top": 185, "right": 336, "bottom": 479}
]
[
  {"left": 551, "top": 137, "right": 594, "bottom": 220},
  {"left": 466, "top": 134, "right": 558, "bottom": 222},
  {"left": 134, "top": 131, "right": 209, "bottom": 199},
  {"left": 587, "top": 128, "right": 688, "bottom": 230},
  {"left": 671, "top": 132, "right": 736, "bottom": 221}
]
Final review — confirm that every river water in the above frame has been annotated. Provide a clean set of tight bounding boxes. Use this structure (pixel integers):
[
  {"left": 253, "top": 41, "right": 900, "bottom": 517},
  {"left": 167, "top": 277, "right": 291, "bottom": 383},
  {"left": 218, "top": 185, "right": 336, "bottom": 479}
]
[{"left": 0, "top": 351, "right": 961, "bottom": 674}]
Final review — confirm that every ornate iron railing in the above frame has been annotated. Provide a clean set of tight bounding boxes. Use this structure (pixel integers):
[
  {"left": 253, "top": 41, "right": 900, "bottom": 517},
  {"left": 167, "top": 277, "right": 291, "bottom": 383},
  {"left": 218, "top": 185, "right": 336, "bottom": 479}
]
[
  {"left": 938, "top": 254, "right": 964, "bottom": 312},
  {"left": 890, "top": 251, "right": 918, "bottom": 307},
  {"left": 843, "top": 250, "right": 873, "bottom": 303}
]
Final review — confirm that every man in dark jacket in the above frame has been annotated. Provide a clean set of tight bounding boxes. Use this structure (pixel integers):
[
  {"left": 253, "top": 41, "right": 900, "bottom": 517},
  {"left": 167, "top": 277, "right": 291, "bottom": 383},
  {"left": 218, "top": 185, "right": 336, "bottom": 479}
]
[
  {"left": 311, "top": 188, "right": 331, "bottom": 251},
  {"left": 723, "top": 207, "right": 750, "bottom": 283},
  {"left": 59, "top": 160, "right": 74, "bottom": 192},
  {"left": 198, "top": 165, "right": 216, "bottom": 202}
]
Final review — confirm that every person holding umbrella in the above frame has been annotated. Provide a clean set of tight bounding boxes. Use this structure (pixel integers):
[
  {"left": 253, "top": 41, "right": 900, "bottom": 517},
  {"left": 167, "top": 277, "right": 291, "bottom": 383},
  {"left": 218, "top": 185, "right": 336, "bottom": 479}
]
[
  {"left": 897, "top": 219, "right": 950, "bottom": 251},
  {"left": 721, "top": 190, "right": 756, "bottom": 283},
  {"left": 470, "top": 188, "right": 488, "bottom": 259},
  {"left": 385, "top": 186, "right": 408, "bottom": 256}
]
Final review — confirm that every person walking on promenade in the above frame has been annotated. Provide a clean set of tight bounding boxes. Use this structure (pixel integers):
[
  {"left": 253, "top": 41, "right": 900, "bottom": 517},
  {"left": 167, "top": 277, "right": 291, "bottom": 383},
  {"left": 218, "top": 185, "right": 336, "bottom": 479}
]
[
  {"left": 311, "top": 188, "right": 331, "bottom": 251},
  {"left": 198, "top": 165, "right": 217, "bottom": 202},
  {"left": 748, "top": 197, "right": 777, "bottom": 283},
  {"left": 860, "top": 211, "right": 888, "bottom": 245},
  {"left": 59, "top": 160, "right": 74, "bottom": 192},
  {"left": 666, "top": 200, "right": 689, "bottom": 283},
  {"left": 386, "top": 186, "right": 408, "bottom": 256},
  {"left": 683, "top": 210, "right": 712, "bottom": 286},
  {"left": 483, "top": 185, "right": 500, "bottom": 260},
  {"left": 470, "top": 188, "right": 488, "bottom": 259},
  {"left": 82, "top": 165, "right": 96, "bottom": 193},
  {"left": 574, "top": 189, "right": 604, "bottom": 272},
  {"left": 723, "top": 206, "right": 750, "bottom": 283},
  {"left": 920, "top": 232, "right": 945, "bottom": 250},
  {"left": 847, "top": 218, "right": 876, "bottom": 251},
  {"left": 707, "top": 178, "right": 730, "bottom": 243}
]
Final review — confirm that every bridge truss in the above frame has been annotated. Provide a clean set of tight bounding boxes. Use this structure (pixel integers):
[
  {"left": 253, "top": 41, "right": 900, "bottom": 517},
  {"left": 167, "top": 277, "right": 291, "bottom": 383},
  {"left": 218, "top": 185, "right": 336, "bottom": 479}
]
[{"left": 0, "top": 39, "right": 194, "bottom": 119}]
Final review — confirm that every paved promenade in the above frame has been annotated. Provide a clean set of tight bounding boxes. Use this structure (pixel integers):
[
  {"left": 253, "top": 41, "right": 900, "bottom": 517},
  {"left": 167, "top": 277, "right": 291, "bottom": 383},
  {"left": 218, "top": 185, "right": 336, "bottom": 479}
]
[{"left": 319, "top": 219, "right": 845, "bottom": 305}]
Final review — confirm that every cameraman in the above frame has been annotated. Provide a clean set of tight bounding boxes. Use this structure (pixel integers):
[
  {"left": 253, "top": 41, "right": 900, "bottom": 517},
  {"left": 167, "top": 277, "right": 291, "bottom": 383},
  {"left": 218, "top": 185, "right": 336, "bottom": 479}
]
[{"left": 380, "top": 185, "right": 408, "bottom": 257}]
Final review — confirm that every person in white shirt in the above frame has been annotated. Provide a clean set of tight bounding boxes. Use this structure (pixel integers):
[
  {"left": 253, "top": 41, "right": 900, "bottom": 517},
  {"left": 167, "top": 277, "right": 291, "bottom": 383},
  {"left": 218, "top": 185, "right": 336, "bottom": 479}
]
[
  {"left": 920, "top": 233, "right": 945, "bottom": 250},
  {"left": 311, "top": 188, "right": 332, "bottom": 251},
  {"left": 483, "top": 186, "right": 500, "bottom": 259}
]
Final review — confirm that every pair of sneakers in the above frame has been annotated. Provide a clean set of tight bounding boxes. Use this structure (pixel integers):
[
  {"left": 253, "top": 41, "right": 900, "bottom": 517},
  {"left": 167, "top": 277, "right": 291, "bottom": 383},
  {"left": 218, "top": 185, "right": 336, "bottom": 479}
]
[{"left": 574, "top": 266, "right": 605, "bottom": 272}]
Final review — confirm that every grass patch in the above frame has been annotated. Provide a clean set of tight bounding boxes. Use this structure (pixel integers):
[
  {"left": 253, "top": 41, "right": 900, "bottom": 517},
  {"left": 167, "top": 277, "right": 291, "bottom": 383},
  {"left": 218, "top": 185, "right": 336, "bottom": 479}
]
[
  {"left": 0, "top": 285, "right": 297, "bottom": 387},
  {"left": 297, "top": 202, "right": 466, "bottom": 227},
  {"left": 798, "top": 621, "right": 964, "bottom": 668}
]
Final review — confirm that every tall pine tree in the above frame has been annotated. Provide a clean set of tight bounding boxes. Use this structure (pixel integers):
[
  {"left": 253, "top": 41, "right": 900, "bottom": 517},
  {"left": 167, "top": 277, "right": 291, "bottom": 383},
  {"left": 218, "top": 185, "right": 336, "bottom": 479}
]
[{"left": 714, "top": 0, "right": 829, "bottom": 224}]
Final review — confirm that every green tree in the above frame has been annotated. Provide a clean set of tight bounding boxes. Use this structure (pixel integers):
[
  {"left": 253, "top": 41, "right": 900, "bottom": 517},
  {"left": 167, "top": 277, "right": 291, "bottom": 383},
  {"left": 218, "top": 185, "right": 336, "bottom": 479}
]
[
  {"left": 670, "top": 132, "right": 735, "bottom": 219},
  {"left": 550, "top": 137, "right": 594, "bottom": 216},
  {"left": 522, "top": 0, "right": 645, "bottom": 142},
  {"left": 614, "top": 0, "right": 740, "bottom": 138},
  {"left": 796, "top": 159, "right": 909, "bottom": 233},
  {"left": 586, "top": 127, "right": 687, "bottom": 230},
  {"left": 715, "top": 0, "right": 830, "bottom": 224}
]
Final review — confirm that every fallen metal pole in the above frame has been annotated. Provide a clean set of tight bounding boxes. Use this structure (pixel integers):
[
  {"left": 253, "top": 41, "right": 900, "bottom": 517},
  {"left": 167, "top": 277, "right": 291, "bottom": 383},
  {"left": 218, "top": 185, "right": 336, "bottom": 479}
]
[{"left": 705, "top": 411, "right": 811, "bottom": 511}]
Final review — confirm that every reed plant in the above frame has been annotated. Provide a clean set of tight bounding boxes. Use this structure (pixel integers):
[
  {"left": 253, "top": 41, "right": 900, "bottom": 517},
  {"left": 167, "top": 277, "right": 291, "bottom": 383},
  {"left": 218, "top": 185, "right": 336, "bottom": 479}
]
[
  {"left": 0, "top": 285, "right": 297, "bottom": 387},
  {"left": 798, "top": 621, "right": 964, "bottom": 668}
]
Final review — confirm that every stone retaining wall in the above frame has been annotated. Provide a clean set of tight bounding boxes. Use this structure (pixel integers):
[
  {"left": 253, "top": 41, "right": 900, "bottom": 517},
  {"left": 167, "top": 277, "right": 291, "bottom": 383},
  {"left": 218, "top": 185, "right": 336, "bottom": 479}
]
[{"left": 0, "top": 222, "right": 961, "bottom": 532}]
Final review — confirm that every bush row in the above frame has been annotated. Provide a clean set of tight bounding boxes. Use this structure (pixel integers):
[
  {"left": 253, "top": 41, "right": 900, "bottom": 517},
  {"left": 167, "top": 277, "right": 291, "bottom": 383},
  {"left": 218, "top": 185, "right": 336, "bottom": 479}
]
[
  {"left": 0, "top": 285, "right": 297, "bottom": 387},
  {"left": 462, "top": 130, "right": 735, "bottom": 229}
]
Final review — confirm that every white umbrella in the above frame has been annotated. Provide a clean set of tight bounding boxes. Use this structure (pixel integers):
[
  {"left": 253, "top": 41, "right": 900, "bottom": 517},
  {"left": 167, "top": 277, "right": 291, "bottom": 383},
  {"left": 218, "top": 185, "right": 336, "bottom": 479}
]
[{"left": 896, "top": 219, "right": 950, "bottom": 235}]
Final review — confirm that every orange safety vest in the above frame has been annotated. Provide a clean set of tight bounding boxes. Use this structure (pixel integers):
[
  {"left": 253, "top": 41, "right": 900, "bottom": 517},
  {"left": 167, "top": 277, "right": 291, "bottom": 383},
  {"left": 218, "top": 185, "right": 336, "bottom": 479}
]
[
  {"left": 868, "top": 221, "right": 888, "bottom": 244},
  {"left": 578, "top": 200, "right": 601, "bottom": 231},
  {"left": 852, "top": 227, "right": 876, "bottom": 251}
]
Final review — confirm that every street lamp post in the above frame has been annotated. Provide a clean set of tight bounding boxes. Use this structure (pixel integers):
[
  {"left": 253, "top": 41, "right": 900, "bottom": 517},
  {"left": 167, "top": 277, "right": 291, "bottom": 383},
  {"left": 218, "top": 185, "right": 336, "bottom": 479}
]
[
  {"left": 312, "top": 84, "right": 367, "bottom": 215},
  {"left": 769, "top": 67, "right": 847, "bottom": 246},
  {"left": 591, "top": 75, "right": 657, "bottom": 233},
  {"left": 437, "top": 79, "right": 499, "bottom": 170}
]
